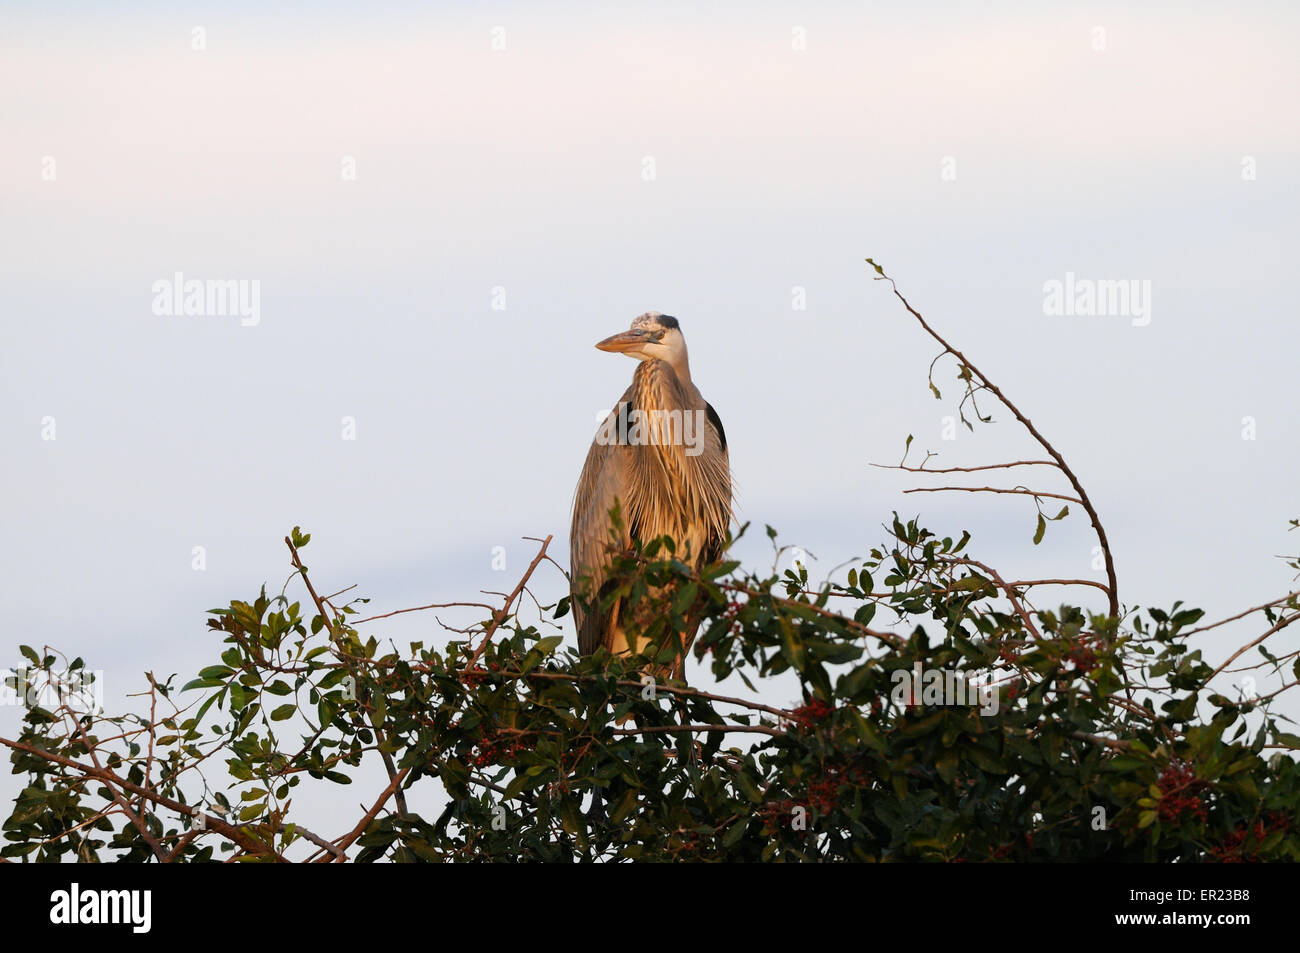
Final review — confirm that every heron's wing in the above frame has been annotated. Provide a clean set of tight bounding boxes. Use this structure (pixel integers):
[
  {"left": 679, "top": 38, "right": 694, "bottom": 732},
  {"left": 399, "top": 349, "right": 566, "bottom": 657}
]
[
  {"left": 571, "top": 392, "right": 634, "bottom": 656},
  {"left": 699, "top": 400, "right": 733, "bottom": 564}
]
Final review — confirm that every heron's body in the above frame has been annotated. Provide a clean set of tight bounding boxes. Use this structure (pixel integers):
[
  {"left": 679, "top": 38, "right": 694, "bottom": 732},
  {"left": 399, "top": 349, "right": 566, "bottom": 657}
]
[{"left": 570, "top": 313, "right": 732, "bottom": 677}]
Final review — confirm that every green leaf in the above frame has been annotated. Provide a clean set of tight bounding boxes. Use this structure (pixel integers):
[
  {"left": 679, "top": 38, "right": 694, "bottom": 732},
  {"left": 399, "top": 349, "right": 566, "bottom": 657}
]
[
  {"left": 194, "top": 688, "right": 224, "bottom": 723},
  {"left": 608, "top": 789, "right": 639, "bottom": 822},
  {"left": 722, "top": 818, "right": 748, "bottom": 848},
  {"left": 734, "top": 771, "right": 763, "bottom": 803},
  {"left": 838, "top": 662, "right": 875, "bottom": 701},
  {"left": 534, "top": 635, "right": 564, "bottom": 656},
  {"left": 779, "top": 622, "right": 805, "bottom": 671},
  {"left": 1032, "top": 513, "right": 1046, "bottom": 545},
  {"left": 181, "top": 678, "right": 222, "bottom": 692},
  {"left": 671, "top": 582, "right": 700, "bottom": 617},
  {"left": 270, "top": 704, "right": 297, "bottom": 721},
  {"left": 854, "top": 603, "right": 877, "bottom": 626},
  {"left": 847, "top": 709, "right": 886, "bottom": 752}
]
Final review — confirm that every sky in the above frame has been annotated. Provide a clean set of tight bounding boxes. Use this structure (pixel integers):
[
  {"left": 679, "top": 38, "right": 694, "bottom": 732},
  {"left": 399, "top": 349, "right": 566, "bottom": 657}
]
[{"left": 2, "top": 1, "right": 1297, "bottom": 856}]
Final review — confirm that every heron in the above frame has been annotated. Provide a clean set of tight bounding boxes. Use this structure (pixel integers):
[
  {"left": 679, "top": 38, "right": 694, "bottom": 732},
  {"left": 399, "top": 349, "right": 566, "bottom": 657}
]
[{"left": 570, "top": 312, "right": 733, "bottom": 681}]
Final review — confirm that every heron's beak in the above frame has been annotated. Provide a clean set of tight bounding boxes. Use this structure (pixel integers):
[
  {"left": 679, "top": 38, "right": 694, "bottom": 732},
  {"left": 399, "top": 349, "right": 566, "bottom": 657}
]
[{"left": 595, "top": 329, "right": 647, "bottom": 353}]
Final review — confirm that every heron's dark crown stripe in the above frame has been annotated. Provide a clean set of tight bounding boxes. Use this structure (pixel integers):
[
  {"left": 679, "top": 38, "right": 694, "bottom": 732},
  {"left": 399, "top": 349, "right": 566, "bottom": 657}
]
[{"left": 658, "top": 315, "right": 679, "bottom": 329}]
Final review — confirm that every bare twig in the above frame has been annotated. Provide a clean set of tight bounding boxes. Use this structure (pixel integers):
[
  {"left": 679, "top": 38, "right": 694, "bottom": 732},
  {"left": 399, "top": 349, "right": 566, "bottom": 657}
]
[
  {"left": 285, "top": 536, "right": 337, "bottom": 636},
  {"left": 452, "top": 668, "right": 792, "bottom": 719},
  {"left": 314, "top": 766, "right": 413, "bottom": 863},
  {"left": 610, "top": 724, "right": 783, "bottom": 737},
  {"left": 1203, "top": 610, "right": 1300, "bottom": 688},
  {"left": 1182, "top": 591, "right": 1300, "bottom": 638},
  {"left": 0, "top": 737, "right": 286, "bottom": 862},
  {"left": 352, "top": 601, "right": 497, "bottom": 626},
  {"left": 467, "top": 536, "right": 554, "bottom": 668},
  {"left": 64, "top": 710, "right": 168, "bottom": 862},
  {"left": 1069, "top": 730, "right": 1131, "bottom": 751},
  {"left": 868, "top": 262, "right": 1120, "bottom": 620},
  {"left": 284, "top": 535, "right": 405, "bottom": 811},
  {"left": 933, "top": 555, "right": 1042, "bottom": 640},
  {"left": 1005, "top": 579, "right": 1113, "bottom": 594},
  {"left": 902, "top": 486, "right": 1082, "bottom": 505},
  {"left": 873, "top": 460, "right": 1057, "bottom": 474}
]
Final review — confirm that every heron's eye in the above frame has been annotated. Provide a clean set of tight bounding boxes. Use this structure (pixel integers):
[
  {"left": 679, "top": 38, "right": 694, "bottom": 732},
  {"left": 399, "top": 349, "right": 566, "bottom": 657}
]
[{"left": 650, "top": 330, "right": 665, "bottom": 343}]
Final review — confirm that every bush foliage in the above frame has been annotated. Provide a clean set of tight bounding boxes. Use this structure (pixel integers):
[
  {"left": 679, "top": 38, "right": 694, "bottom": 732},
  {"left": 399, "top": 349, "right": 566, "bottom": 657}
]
[{"left": 5, "top": 265, "right": 1297, "bottom": 862}]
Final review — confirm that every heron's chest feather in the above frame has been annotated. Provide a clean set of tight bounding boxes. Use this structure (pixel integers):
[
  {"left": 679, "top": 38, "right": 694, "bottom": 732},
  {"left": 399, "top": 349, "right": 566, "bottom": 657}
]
[{"left": 616, "top": 359, "right": 732, "bottom": 555}]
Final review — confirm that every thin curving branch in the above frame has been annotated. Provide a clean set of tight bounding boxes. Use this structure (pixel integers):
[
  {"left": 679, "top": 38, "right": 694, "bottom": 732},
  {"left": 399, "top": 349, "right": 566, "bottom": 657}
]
[
  {"left": 873, "top": 460, "right": 1058, "bottom": 474},
  {"left": 866, "top": 259, "right": 1120, "bottom": 621},
  {"left": 902, "top": 486, "right": 1083, "bottom": 505},
  {"left": 467, "top": 535, "right": 555, "bottom": 668}
]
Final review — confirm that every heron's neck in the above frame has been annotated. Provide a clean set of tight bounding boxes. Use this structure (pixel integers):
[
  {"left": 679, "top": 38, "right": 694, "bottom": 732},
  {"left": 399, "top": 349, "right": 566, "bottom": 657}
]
[
  {"left": 634, "top": 355, "right": 699, "bottom": 411},
  {"left": 662, "top": 348, "right": 693, "bottom": 392}
]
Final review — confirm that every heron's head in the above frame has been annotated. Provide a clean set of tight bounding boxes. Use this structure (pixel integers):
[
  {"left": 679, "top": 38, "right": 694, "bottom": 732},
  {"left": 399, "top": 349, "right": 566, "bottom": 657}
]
[{"left": 595, "top": 312, "right": 686, "bottom": 365}]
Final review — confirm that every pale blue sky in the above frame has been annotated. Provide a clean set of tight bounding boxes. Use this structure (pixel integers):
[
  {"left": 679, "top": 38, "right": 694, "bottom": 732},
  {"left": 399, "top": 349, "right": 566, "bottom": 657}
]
[{"left": 2, "top": 2, "right": 1297, "bottom": 853}]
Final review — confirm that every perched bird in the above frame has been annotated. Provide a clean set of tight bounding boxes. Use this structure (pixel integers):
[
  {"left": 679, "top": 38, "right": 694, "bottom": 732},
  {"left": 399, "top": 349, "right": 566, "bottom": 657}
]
[{"left": 570, "top": 312, "right": 732, "bottom": 680}]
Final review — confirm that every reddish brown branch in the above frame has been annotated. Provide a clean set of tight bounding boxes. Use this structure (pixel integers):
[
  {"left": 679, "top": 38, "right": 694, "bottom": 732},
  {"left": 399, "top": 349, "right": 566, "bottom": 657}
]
[
  {"left": 1006, "top": 579, "right": 1113, "bottom": 594},
  {"left": 452, "top": 668, "right": 792, "bottom": 719},
  {"left": 284, "top": 537, "right": 410, "bottom": 816},
  {"left": 610, "top": 724, "right": 783, "bottom": 737},
  {"left": 1183, "top": 591, "right": 1300, "bottom": 638},
  {"left": 314, "top": 765, "right": 413, "bottom": 863},
  {"left": 0, "top": 737, "right": 285, "bottom": 861},
  {"left": 933, "top": 555, "right": 1042, "bottom": 640},
  {"left": 869, "top": 264, "right": 1120, "bottom": 620},
  {"left": 874, "top": 460, "right": 1057, "bottom": 474},
  {"left": 467, "top": 536, "right": 554, "bottom": 668},
  {"left": 353, "top": 601, "right": 498, "bottom": 626},
  {"left": 902, "top": 486, "right": 1082, "bottom": 505},
  {"left": 1204, "top": 610, "right": 1300, "bottom": 687}
]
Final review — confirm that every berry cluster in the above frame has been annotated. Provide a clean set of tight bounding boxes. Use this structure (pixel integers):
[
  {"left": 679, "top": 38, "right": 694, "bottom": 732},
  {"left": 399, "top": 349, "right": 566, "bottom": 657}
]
[
  {"left": 1208, "top": 811, "right": 1290, "bottom": 862},
  {"left": 460, "top": 661, "right": 502, "bottom": 689},
  {"left": 758, "top": 761, "right": 870, "bottom": 828},
  {"left": 668, "top": 828, "right": 707, "bottom": 857},
  {"left": 805, "top": 773, "right": 840, "bottom": 814},
  {"left": 1061, "top": 631, "right": 1106, "bottom": 674},
  {"left": 1155, "top": 760, "right": 1209, "bottom": 824},
  {"left": 1064, "top": 644, "right": 1098, "bottom": 673},
  {"left": 789, "top": 698, "right": 834, "bottom": 731},
  {"left": 759, "top": 798, "right": 799, "bottom": 827},
  {"left": 467, "top": 729, "right": 527, "bottom": 768}
]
